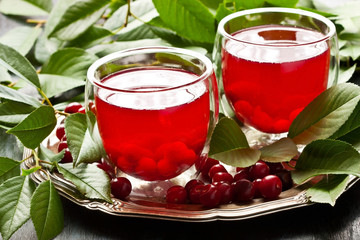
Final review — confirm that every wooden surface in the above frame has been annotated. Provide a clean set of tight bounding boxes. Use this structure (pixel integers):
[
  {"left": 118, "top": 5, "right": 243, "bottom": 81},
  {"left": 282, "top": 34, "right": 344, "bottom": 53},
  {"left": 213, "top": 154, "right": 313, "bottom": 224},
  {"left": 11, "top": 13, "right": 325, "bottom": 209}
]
[{"left": 2, "top": 10, "right": 360, "bottom": 240}]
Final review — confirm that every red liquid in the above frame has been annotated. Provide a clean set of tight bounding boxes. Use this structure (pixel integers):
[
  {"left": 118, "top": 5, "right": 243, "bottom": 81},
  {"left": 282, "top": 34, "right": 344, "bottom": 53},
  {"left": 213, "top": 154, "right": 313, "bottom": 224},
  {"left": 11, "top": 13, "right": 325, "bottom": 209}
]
[
  {"left": 222, "top": 25, "right": 330, "bottom": 133},
  {"left": 95, "top": 68, "right": 210, "bottom": 181}
]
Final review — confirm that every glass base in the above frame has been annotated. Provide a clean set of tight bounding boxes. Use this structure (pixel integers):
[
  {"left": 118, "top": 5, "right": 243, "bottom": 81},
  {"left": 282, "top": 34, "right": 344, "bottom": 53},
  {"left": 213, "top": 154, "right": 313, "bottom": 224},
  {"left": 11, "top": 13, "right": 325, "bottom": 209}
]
[{"left": 242, "top": 125, "right": 288, "bottom": 149}]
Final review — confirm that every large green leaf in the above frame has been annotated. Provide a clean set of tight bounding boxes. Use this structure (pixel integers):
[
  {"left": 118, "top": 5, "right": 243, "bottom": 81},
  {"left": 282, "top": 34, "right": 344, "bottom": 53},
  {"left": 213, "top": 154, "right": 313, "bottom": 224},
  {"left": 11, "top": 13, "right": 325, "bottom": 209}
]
[
  {"left": 291, "top": 139, "right": 360, "bottom": 184},
  {"left": 39, "top": 74, "right": 85, "bottom": 98},
  {"left": 0, "top": 157, "right": 20, "bottom": 184},
  {"left": 31, "top": 180, "right": 64, "bottom": 240},
  {"left": 209, "top": 117, "right": 261, "bottom": 167},
  {"left": 231, "top": 0, "right": 265, "bottom": 9},
  {"left": 7, "top": 106, "right": 57, "bottom": 150},
  {"left": 152, "top": 0, "right": 216, "bottom": 43},
  {"left": 306, "top": 174, "right": 350, "bottom": 206},
  {"left": 288, "top": 83, "right": 360, "bottom": 145},
  {"left": 0, "top": 26, "right": 42, "bottom": 56},
  {"left": 48, "top": 0, "right": 110, "bottom": 41},
  {"left": 0, "top": 101, "right": 36, "bottom": 127},
  {"left": 266, "top": 0, "right": 298, "bottom": 7},
  {"left": 66, "top": 25, "right": 113, "bottom": 49},
  {"left": 0, "top": 129, "right": 23, "bottom": 160},
  {"left": 41, "top": 48, "right": 99, "bottom": 78},
  {"left": 0, "top": 0, "right": 51, "bottom": 16},
  {"left": 65, "top": 113, "right": 104, "bottom": 166},
  {"left": 0, "top": 176, "right": 35, "bottom": 240},
  {"left": 338, "top": 64, "right": 357, "bottom": 83},
  {"left": 57, "top": 163, "right": 112, "bottom": 202},
  {"left": 259, "top": 138, "right": 298, "bottom": 163},
  {"left": 0, "top": 43, "right": 40, "bottom": 89},
  {"left": 0, "top": 84, "right": 41, "bottom": 108}
]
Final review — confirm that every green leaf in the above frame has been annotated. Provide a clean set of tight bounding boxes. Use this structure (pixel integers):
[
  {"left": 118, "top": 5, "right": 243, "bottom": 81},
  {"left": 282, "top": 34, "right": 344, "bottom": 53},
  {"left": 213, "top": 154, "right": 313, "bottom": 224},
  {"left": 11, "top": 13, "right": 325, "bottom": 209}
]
[
  {"left": 48, "top": 0, "right": 110, "bottom": 41},
  {"left": 66, "top": 25, "right": 113, "bottom": 49},
  {"left": 31, "top": 180, "right": 64, "bottom": 240},
  {"left": 199, "top": 0, "right": 223, "bottom": 10},
  {"left": 0, "top": 66, "right": 11, "bottom": 82},
  {"left": 0, "top": 26, "right": 42, "bottom": 56},
  {"left": 0, "top": 43, "right": 40, "bottom": 88},
  {"left": 105, "top": 0, "right": 157, "bottom": 30},
  {"left": 0, "top": 0, "right": 50, "bottom": 16},
  {"left": 0, "top": 84, "right": 41, "bottom": 108},
  {"left": 0, "top": 101, "right": 36, "bottom": 127},
  {"left": 65, "top": 113, "right": 104, "bottom": 166},
  {"left": 336, "top": 127, "right": 360, "bottom": 150},
  {"left": 339, "top": 64, "right": 357, "bottom": 83},
  {"left": 0, "top": 157, "right": 20, "bottom": 184},
  {"left": 266, "top": 0, "right": 299, "bottom": 7},
  {"left": 288, "top": 83, "right": 360, "bottom": 145},
  {"left": 233, "top": 0, "right": 265, "bottom": 9},
  {"left": 215, "top": 3, "right": 234, "bottom": 23},
  {"left": 340, "top": 42, "right": 360, "bottom": 61},
  {"left": 306, "top": 174, "right": 349, "bottom": 206},
  {"left": 0, "top": 129, "right": 23, "bottom": 160},
  {"left": 260, "top": 138, "right": 298, "bottom": 163},
  {"left": 0, "top": 176, "right": 35, "bottom": 240},
  {"left": 57, "top": 163, "right": 112, "bottom": 202},
  {"left": 39, "top": 74, "right": 85, "bottom": 98},
  {"left": 209, "top": 117, "right": 261, "bottom": 167},
  {"left": 7, "top": 106, "right": 57, "bottom": 150},
  {"left": 38, "top": 144, "right": 65, "bottom": 165},
  {"left": 41, "top": 48, "right": 99, "bottom": 78},
  {"left": 291, "top": 139, "right": 360, "bottom": 184},
  {"left": 152, "top": 0, "right": 216, "bottom": 43}
]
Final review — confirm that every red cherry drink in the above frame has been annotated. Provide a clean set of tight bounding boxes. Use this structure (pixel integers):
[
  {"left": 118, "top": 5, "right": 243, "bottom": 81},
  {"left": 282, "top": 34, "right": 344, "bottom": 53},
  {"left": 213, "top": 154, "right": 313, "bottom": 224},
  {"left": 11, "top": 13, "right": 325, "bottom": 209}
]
[
  {"left": 95, "top": 68, "right": 210, "bottom": 181},
  {"left": 222, "top": 25, "right": 330, "bottom": 133}
]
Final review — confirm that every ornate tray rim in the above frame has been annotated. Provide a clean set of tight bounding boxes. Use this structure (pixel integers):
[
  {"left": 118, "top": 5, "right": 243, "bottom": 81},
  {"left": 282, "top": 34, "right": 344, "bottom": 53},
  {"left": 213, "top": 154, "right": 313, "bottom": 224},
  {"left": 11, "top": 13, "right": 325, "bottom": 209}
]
[{"left": 22, "top": 148, "right": 359, "bottom": 222}]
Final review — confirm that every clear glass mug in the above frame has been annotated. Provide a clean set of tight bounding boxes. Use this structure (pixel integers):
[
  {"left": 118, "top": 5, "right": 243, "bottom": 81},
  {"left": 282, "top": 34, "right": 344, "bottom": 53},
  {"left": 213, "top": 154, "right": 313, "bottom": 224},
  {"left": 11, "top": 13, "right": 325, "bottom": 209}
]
[
  {"left": 213, "top": 8, "right": 339, "bottom": 146},
  {"left": 86, "top": 47, "right": 219, "bottom": 181}
]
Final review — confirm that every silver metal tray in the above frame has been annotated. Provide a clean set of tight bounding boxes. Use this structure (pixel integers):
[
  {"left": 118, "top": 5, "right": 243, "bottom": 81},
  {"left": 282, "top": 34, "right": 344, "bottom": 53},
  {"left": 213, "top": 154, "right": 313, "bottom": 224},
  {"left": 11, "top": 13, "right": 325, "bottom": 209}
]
[{"left": 22, "top": 143, "right": 359, "bottom": 222}]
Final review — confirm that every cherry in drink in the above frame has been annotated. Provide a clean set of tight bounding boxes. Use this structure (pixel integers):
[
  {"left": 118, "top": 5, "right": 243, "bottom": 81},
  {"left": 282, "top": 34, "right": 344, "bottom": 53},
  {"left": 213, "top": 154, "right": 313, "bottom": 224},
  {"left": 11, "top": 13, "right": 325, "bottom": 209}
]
[
  {"left": 222, "top": 25, "right": 330, "bottom": 133},
  {"left": 95, "top": 68, "right": 210, "bottom": 181}
]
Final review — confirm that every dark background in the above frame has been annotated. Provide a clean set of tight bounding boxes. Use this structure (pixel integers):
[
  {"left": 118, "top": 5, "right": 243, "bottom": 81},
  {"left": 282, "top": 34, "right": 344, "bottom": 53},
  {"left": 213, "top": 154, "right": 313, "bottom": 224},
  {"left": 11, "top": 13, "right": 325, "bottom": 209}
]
[{"left": 2, "top": 9, "right": 360, "bottom": 240}]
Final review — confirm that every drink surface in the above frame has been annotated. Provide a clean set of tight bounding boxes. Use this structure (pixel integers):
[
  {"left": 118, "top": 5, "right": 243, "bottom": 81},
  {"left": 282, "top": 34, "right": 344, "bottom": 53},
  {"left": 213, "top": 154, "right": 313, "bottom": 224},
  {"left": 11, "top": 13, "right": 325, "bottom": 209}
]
[
  {"left": 95, "top": 68, "right": 210, "bottom": 181},
  {"left": 222, "top": 25, "right": 330, "bottom": 133}
]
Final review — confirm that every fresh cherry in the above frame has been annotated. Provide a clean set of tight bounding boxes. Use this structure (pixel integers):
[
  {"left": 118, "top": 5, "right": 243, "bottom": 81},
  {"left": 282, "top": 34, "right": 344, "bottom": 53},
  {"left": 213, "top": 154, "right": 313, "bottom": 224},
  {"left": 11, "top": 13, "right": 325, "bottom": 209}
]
[
  {"left": 111, "top": 177, "right": 132, "bottom": 200},
  {"left": 64, "top": 102, "right": 83, "bottom": 114},
  {"left": 200, "top": 158, "right": 219, "bottom": 177},
  {"left": 55, "top": 125, "right": 65, "bottom": 140},
  {"left": 96, "top": 159, "right": 115, "bottom": 179},
  {"left": 233, "top": 169, "right": 250, "bottom": 182},
  {"left": 252, "top": 178, "right": 262, "bottom": 198},
  {"left": 213, "top": 182, "right": 233, "bottom": 204},
  {"left": 77, "top": 106, "right": 86, "bottom": 114},
  {"left": 259, "top": 175, "right": 282, "bottom": 200},
  {"left": 199, "top": 184, "right": 222, "bottom": 208},
  {"left": 185, "top": 179, "right": 204, "bottom": 194},
  {"left": 232, "top": 179, "right": 255, "bottom": 202},
  {"left": 267, "top": 162, "right": 284, "bottom": 174},
  {"left": 248, "top": 161, "right": 270, "bottom": 180},
  {"left": 189, "top": 184, "right": 206, "bottom": 204},
  {"left": 208, "top": 164, "right": 227, "bottom": 179},
  {"left": 212, "top": 172, "right": 233, "bottom": 184},
  {"left": 275, "top": 170, "right": 293, "bottom": 191},
  {"left": 166, "top": 185, "right": 187, "bottom": 204},
  {"left": 61, "top": 150, "right": 73, "bottom": 163}
]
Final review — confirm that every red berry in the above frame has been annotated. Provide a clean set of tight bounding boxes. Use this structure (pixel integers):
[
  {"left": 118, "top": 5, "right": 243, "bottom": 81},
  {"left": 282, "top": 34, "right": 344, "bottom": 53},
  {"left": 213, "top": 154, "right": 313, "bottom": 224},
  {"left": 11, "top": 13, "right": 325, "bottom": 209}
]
[
  {"left": 56, "top": 125, "right": 65, "bottom": 140},
  {"left": 199, "top": 184, "right": 222, "bottom": 208},
  {"left": 61, "top": 149, "right": 73, "bottom": 163},
  {"left": 252, "top": 178, "right": 262, "bottom": 198},
  {"left": 233, "top": 169, "right": 250, "bottom": 182},
  {"left": 64, "top": 102, "right": 83, "bottom": 114},
  {"left": 58, "top": 141, "right": 68, "bottom": 152},
  {"left": 259, "top": 175, "right": 282, "bottom": 200},
  {"left": 267, "top": 162, "right": 284, "bottom": 174},
  {"left": 212, "top": 172, "right": 233, "bottom": 184},
  {"left": 232, "top": 179, "right": 255, "bottom": 202},
  {"left": 248, "top": 161, "right": 270, "bottom": 180},
  {"left": 275, "top": 170, "right": 293, "bottom": 191},
  {"left": 200, "top": 158, "right": 219, "bottom": 177},
  {"left": 111, "top": 177, "right": 132, "bottom": 200},
  {"left": 213, "top": 182, "right": 233, "bottom": 204},
  {"left": 185, "top": 179, "right": 204, "bottom": 193},
  {"left": 166, "top": 185, "right": 187, "bottom": 204},
  {"left": 189, "top": 184, "right": 206, "bottom": 204},
  {"left": 77, "top": 106, "right": 86, "bottom": 114},
  {"left": 96, "top": 159, "right": 115, "bottom": 179},
  {"left": 208, "top": 164, "right": 227, "bottom": 179}
]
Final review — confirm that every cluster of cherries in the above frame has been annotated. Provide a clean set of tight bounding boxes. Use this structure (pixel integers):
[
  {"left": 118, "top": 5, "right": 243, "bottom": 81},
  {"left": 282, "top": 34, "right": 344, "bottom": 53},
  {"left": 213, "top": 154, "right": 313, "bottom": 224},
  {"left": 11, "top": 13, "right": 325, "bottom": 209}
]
[
  {"left": 166, "top": 158, "right": 293, "bottom": 208},
  {"left": 55, "top": 102, "right": 132, "bottom": 200}
]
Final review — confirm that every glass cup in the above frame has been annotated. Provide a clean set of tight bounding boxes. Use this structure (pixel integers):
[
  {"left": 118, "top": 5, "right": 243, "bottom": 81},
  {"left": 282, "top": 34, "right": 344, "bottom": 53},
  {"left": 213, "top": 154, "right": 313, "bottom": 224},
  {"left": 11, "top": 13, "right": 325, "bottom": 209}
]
[
  {"left": 213, "top": 7, "right": 339, "bottom": 146},
  {"left": 86, "top": 47, "right": 218, "bottom": 182}
]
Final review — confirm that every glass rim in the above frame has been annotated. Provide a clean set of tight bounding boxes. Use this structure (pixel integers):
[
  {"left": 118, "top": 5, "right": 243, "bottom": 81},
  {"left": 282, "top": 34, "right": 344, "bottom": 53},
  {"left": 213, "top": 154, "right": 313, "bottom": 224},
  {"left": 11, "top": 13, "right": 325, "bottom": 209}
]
[
  {"left": 86, "top": 46, "right": 213, "bottom": 93},
  {"left": 217, "top": 7, "right": 337, "bottom": 47}
]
